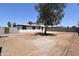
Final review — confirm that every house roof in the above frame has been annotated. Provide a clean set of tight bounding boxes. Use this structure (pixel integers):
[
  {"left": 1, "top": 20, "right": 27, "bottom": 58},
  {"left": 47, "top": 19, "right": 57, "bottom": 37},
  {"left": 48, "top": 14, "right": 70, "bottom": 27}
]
[{"left": 17, "top": 24, "right": 41, "bottom": 27}]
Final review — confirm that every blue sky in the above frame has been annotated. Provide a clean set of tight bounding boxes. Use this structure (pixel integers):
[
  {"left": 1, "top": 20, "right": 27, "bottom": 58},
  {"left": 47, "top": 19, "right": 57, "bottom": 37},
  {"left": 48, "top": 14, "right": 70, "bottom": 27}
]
[{"left": 0, "top": 3, "right": 79, "bottom": 27}]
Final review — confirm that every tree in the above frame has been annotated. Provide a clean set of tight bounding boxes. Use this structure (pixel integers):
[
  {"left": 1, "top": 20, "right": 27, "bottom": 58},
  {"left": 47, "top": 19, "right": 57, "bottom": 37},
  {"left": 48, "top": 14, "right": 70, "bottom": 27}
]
[
  {"left": 13, "top": 22, "right": 16, "bottom": 27},
  {"left": 7, "top": 21, "right": 11, "bottom": 27},
  {"left": 35, "top": 3, "right": 66, "bottom": 34},
  {"left": 28, "top": 21, "right": 33, "bottom": 25}
]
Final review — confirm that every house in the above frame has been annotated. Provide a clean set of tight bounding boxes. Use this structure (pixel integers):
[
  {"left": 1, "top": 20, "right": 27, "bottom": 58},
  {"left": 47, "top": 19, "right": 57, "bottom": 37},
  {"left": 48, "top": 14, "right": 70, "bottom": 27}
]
[
  {"left": 16, "top": 24, "right": 43, "bottom": 30},
  {"left": 16, "top": 24, "right": 77, "bottom": 32}
]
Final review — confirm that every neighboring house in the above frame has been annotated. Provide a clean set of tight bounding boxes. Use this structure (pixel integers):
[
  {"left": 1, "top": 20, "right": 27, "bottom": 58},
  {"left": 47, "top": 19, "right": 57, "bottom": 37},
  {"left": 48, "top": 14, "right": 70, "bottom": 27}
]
[{"left": 47, "top": 26, "right": 77, "bottom": 32}]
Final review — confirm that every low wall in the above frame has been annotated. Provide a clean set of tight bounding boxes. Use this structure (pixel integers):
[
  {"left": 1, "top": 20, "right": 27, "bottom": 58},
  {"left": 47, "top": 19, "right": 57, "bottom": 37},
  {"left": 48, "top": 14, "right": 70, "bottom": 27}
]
[
  {"left": 0, "top": 27, "right": 5, "bottom": 34},
  {"left": 0, "top": 27, "right": 18, "bottom": 34},
  {"left": 9, "top": 27, "right": 18, "bottom": 34}
]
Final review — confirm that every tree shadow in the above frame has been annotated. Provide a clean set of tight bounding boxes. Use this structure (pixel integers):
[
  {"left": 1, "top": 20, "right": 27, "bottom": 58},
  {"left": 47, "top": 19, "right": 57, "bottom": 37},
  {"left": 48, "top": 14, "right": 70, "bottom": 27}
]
[
  {"left": 0, "top": 36, "right": 8, "bottom": 38},
  {"left": 0, "top": 47, "right": 2, "bottom": 56},
  {"left": 34, "top": 32, "right": 56, "bottom": 36}
]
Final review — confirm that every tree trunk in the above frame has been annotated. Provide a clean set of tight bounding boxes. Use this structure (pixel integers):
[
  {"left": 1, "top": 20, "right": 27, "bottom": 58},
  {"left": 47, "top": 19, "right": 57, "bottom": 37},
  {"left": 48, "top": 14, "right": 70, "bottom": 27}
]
[{"left": 44, "top": 26, "right": 47, "bottom": 35}]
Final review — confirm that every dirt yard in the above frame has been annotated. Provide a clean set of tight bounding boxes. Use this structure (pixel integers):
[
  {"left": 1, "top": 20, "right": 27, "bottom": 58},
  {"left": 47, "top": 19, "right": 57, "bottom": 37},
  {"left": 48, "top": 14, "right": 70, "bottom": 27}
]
[{"left": 0, "top": 31, "right": 79, "bottom": 56}]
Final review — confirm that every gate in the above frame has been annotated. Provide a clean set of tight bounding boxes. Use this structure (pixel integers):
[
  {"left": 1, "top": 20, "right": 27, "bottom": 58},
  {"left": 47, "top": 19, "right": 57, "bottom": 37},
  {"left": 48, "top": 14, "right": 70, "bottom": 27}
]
[{"left": 4, "top": 27, "right": 9, "bottom": 34}]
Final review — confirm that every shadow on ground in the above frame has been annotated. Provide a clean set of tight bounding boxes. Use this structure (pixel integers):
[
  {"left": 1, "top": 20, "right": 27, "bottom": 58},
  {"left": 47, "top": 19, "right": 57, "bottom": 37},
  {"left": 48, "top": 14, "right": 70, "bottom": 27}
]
[
  {"left": 34, "top": 32, "right": 56, "bottom": 36},
  {"left": 0, "top": 36, "right": 8, "bottom": 38},
  {"left": 0, "top": 47, "right": 2, "bottom": 56}
]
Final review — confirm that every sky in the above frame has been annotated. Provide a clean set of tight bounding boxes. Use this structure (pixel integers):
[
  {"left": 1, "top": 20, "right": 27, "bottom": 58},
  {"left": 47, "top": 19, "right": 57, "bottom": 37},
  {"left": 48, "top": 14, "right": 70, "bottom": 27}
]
[{"left": 0, "top": 3, "right": 79, "bottom": 27}]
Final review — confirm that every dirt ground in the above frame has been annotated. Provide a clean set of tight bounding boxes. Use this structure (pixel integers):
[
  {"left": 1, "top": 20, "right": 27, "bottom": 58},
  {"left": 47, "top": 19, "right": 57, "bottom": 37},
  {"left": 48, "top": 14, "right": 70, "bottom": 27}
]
[{"left": 0, "top": 31, "right": 79, "bottom": 56}]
